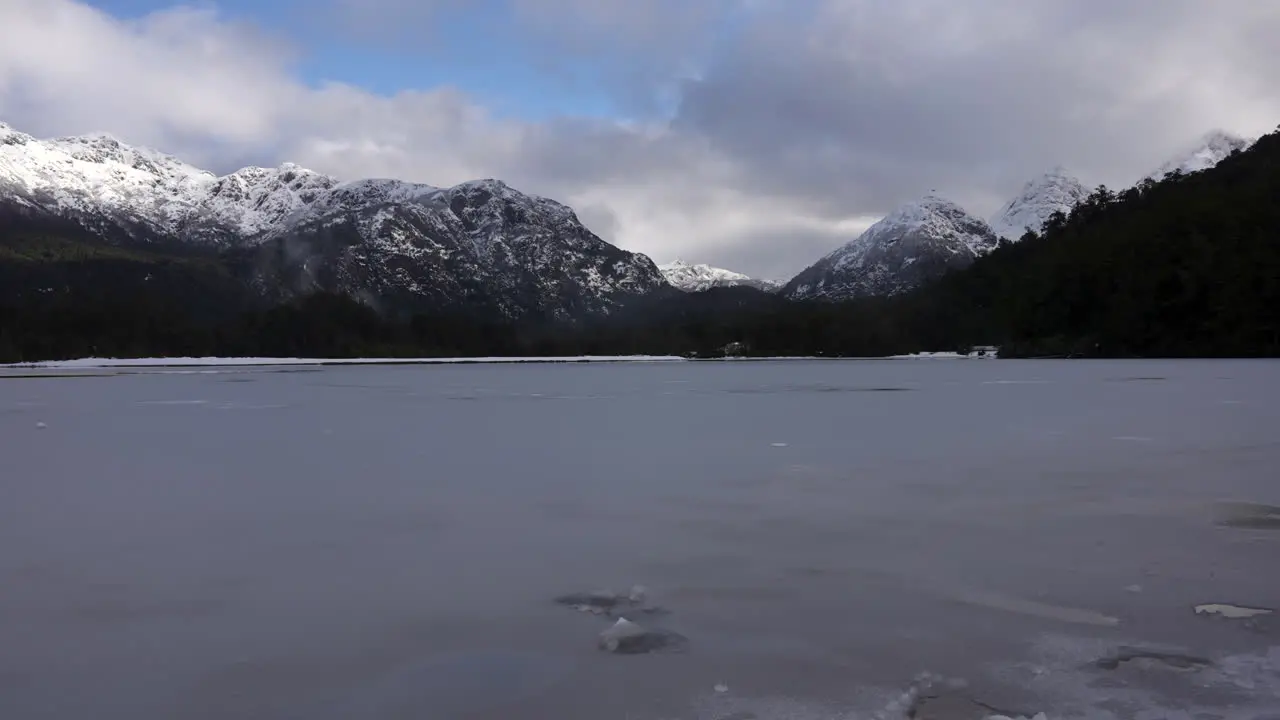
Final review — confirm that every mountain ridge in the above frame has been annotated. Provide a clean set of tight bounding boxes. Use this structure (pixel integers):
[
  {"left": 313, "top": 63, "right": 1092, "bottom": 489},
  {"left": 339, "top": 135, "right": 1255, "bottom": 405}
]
[
  {"left": 0, "top": 120, "right": 667, "bottom": 318},
  {"left": 658, "top": 259, "right": 781, "bottom": 292},
  {"left": 2, "top": 119, "right": 1260, "bottom": 320}
]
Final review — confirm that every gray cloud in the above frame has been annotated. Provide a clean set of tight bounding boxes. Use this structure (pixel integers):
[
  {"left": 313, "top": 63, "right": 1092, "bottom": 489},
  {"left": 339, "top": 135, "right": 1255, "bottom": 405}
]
[
  {"left": 1, "top": 0, "right": 1278, "bottom": 280},
  {"left": 675, "top": 0, "right": 1280, "bottom": 216}
]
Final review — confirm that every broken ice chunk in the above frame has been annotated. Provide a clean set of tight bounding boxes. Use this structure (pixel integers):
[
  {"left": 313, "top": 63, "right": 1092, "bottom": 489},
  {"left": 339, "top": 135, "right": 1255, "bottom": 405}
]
[
  {"left": 596, "top": 618, "right": 688, "bottom": 655},
  {"left": 555, "top": 586, "right": 667, "bottom": 617},
  {"left": 599, "top": 618, "right": 648, "bottom": 653}
]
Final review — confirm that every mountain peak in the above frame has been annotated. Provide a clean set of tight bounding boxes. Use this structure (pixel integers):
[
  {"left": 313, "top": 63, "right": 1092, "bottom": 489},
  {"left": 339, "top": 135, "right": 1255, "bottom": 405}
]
[
  {"left": 786, "top": 196, "right": 996, "bottom": 300},
  {"left": 989, "top": 167, "right": 1089, "bottom": 240},
  {"left": 1150, "top": 130, "right": 1251, "bottom": 180},
  {"left": 1199, "top": 128, "right": 1247, "bottom": 146},
  {"left": 75, "top": 130, "right": 123, "bottom": 145},
  {"left": 0, "top": 121, "right": 31, "bottom": 145},
  {"left": 864, "top": 194, "right": 991, "bottom": 253},
  {"left": 454, "top": 178, "right": 509, "bottom": 189},
  {"left": 913, "top": 192, "right": 958, "bottom": 211}
]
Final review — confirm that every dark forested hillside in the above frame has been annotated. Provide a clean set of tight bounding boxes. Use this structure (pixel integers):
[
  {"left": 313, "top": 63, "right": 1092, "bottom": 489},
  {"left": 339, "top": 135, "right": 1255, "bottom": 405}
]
[
  {"left": 903, "top": 126, "right": 1280, "bottom": 357},
  {"left": 2, "top": 125, "right": 1278, "bottom": 363}
]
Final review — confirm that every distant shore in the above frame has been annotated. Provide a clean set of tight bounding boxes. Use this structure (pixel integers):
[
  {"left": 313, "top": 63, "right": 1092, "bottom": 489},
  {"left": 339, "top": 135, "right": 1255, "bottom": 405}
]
[{"left": 1, "top": 355, "right": 689, "bottom": 369}]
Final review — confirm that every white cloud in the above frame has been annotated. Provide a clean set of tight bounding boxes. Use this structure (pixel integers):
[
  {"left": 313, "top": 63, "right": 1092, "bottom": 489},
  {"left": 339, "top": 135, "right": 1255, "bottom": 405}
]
[
  {"left": 1, "top": 0, "right": 1279, "bottom": 279},
  {"left": 676, "top": 0, "right": 1280, "bottom": 217},
  {"left": 0, "top": 0, "right": 296, "bottom": 148},
  {"left": 0, "top": 0, "right": 864, "bottom": 278}
]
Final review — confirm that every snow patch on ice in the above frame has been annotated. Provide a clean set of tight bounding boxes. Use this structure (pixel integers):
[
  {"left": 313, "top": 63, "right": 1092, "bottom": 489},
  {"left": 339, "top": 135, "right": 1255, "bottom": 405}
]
[
  {"left": 6, "top": 355, "right": 687, "bottom": 369},
  {"left": 889, "top": 352, "right": 966, "bottom": 359},
  {"left": 1194, "top": 603, "right": 1273, "bottom": 619}
]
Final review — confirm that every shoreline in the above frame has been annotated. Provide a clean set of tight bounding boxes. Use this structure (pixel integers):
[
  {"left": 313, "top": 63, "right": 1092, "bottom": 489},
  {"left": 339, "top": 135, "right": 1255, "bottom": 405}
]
[{"left": 1, "top": 352, "right": 995, "bottom": 369}]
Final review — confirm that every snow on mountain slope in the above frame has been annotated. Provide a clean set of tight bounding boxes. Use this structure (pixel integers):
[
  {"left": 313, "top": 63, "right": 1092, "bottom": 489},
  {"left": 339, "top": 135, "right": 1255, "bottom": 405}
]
[
  {"left": 0, "top": 121, "right": 348, "bottom": 244},
  {"left": 658, "top": 260, "right": 781, "bottom": 292},
  {"left": 1, "top": 123, "right": 212, "bottom": 231},
  {"left": 989, "top": 167, "right": 1090, "bottom": 240},
  {"left": 195, "top": 164, "right": 339, "bottom": 239},
  {"left": 0, "top": 120, "right": 666, "bottom": 317},
  {"left": 784, "top": 195, "right": 997, "bottom": 300},
  {"left": 241, "top": 177, "right": 667, "bottom": 317},
  {"left": 1149, "top": 130, "right": 1252, "bottom": 180}
]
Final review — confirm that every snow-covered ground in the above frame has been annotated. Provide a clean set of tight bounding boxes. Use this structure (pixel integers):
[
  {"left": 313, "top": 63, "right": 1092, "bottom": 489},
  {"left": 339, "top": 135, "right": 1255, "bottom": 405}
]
[
  {"left": 888, "top": 351, "right": 998, "bottom": 359},
  {"left": 5, "top": 359, "right": 1277, "bottom": 719},
  {"left": 3, "top": 355, "right": 688, "bottom": 369},
  {"left": 888, "top": 352, "right": 967, "bottom": 359},
  {"left": 4, "top": 352, "right": 1007, "bottom": 369}
]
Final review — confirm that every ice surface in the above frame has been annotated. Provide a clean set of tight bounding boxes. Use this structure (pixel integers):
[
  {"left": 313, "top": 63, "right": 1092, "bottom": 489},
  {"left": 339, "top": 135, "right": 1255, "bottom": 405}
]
[{"left": 4, "top": 360, "right": 1280, "bottom": 720}]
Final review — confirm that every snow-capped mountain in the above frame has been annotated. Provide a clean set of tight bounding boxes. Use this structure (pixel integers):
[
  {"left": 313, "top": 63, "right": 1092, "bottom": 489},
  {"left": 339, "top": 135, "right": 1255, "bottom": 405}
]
[
  {"left": 0, "top": 121, "right": 665, "bottom": 317},
  {"left": 784, "top": 195, "right": 998, "bottom": 300},
  {"left": 242, "top": 178, "right": 666, "bottom": 316},
  {"left": 1149, "top": 130, "right": 1252, "bottom": 180},
  {"left": 989, "top": 167, "right": 1090, "bottom": 241},
  {"left": 658, "top": 260, "right": 781, "bottom": 292}
]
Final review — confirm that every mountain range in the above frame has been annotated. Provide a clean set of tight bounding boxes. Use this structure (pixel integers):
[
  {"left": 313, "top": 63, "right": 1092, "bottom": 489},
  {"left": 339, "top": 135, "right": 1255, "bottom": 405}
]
[
  {"left": 786, "top": 130, "right": 1253, "bottom": 301},
  {"left": 0, "top": 119, "right": 1254, "bottom": 316},
  {"left": 0, "top": 121, "right": 665, "bottom": 318}
]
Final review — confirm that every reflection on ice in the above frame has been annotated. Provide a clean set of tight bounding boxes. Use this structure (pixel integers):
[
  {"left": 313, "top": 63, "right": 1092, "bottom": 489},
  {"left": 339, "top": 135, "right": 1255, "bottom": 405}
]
[{"left": 941, "top": 587, "right": 1120, "bottom": 627}]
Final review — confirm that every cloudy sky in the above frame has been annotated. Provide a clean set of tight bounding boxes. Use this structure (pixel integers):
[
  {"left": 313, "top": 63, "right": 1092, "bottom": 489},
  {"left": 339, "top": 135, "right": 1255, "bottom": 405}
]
[{"left": 2, "top": 0, "right": 1278, "bottom": 279}]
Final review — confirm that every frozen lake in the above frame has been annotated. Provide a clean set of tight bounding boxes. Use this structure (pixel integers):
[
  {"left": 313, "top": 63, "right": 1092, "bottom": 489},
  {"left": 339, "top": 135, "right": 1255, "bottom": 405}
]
[{"left": 2, "top": 359, "right": 1279, "bottom": 719}]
